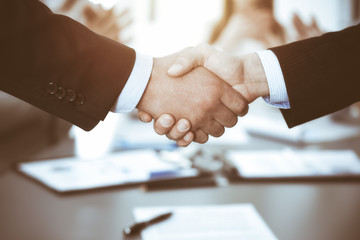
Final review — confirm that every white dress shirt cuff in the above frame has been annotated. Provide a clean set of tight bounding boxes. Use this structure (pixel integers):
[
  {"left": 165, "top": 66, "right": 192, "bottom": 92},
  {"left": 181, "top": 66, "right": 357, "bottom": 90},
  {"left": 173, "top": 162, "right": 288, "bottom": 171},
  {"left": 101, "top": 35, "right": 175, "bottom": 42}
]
[
  {"left": 112, "top": 52, "right": 153, "bottom": 113},
  {"left": 256, "top": 50, "right": 290, "bottom": 109}
]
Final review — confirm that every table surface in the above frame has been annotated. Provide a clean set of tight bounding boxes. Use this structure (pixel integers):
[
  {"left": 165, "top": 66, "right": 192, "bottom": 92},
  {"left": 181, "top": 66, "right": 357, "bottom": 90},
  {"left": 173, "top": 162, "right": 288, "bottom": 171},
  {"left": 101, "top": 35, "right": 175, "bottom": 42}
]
[
  {"left": 1, "top": 167, "right": 360, "bottom": 240},
  {"left": 1, "top": 123, "right": 360, "bottom": 240}
]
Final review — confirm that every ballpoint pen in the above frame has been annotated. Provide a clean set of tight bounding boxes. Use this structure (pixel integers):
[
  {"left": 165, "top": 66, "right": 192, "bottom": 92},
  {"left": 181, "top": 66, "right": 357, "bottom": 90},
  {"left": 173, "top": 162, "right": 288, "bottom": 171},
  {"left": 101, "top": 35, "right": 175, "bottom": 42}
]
[{"left": 122, "top": 212, "right": 173, "bottom": 237}]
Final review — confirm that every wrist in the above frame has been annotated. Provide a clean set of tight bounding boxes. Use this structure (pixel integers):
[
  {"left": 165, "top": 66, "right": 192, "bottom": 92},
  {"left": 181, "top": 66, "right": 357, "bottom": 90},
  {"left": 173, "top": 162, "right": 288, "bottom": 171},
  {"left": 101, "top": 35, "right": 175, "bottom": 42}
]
[{"left": 241, "top": 53, "right": 269, "bottom": 102}]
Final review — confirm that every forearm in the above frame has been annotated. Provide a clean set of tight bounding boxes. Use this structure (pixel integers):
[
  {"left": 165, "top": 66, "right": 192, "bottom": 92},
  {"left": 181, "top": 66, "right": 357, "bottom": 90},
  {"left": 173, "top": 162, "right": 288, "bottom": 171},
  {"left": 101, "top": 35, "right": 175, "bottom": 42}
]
[
  {"left": 240, "top": 53, "right": 269, "bottom": 102},
  {"left": 272, "top": 24, "right": 360, "bottom": 127},
  {"left": 0, "top": 0, "right": 135, "bottom": 131}
]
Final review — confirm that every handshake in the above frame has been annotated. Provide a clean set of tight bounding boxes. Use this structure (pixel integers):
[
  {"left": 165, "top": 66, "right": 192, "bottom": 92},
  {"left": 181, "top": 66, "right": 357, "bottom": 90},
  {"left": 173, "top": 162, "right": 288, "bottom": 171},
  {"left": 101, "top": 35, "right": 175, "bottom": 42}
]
[{"left": 136, "top": 44, "right": 270, "bottom": 147}]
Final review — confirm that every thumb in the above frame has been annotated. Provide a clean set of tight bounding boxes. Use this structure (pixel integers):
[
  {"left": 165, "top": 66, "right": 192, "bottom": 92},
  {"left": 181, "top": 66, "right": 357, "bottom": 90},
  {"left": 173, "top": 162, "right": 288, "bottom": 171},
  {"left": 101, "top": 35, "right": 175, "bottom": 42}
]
[{"left": 168, "top": 47, "right": 204, "bottom": 77}]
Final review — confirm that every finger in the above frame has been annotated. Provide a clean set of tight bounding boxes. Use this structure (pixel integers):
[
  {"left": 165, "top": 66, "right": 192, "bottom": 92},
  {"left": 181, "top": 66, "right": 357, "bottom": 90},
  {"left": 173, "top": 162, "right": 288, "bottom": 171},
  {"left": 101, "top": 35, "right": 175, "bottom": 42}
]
[
  {"left": 96, "top": 8, "right": 115, "bottom": 27},
  {"left": 153, "top": 114, "right": 176, "bottom": 135},
  {"left": 202, "top": 120, "right": 225, "bottom": 138},
  {"left": 166, "top": 119, "right": 191, "bottom": 140},
  {"left": 193, "top": 129, "right": 209, "bottom": 144},
  {"left": 176, "top": 131, "right": 194, "bottom": 147},
  {"left": 116, "top": 8, "right": 130, "bottom": 20},
  {"left": 220, "top": 87, "right": 249, "bottom": 117},
  {"left": 83, "top": 6, "right": 97, "bottom": 23},
  {"left": 137, "top": 110, "right": 153, "bottom": 122},
  {"left": 103, "top": 21, "right": 121, "bottom": 37},
  {"left": 213, "top": 105, "right": 238, "bottom": 128},
  {"left": 167, "top": 47, "right": 205, "bottom": 77}
]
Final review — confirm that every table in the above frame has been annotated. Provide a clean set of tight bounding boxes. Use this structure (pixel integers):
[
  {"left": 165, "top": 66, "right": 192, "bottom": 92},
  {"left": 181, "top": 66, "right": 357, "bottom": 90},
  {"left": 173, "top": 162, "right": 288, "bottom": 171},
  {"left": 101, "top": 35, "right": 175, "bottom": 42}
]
[
  {"left": 1, "top": 166, "right": 360, "bottom": 240},
  {"left": 1, "top": 119, "right": 360, "bottom": 240}
]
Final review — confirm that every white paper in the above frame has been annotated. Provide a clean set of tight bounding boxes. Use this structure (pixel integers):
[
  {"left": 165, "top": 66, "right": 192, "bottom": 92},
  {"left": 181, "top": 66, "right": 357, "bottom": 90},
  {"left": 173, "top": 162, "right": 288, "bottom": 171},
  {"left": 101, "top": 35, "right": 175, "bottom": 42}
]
[
  {"left": 18, "top": 150, "right": 197, "bottom": 192},
  {"left": 242, "top": 113, "right": 360, "bottom": 144},
  {"left": 226, "top": 149, "right": 360, "bottom": 178},
  {"left": 134, "top": 204, "right": 278, "bottom": 240}
]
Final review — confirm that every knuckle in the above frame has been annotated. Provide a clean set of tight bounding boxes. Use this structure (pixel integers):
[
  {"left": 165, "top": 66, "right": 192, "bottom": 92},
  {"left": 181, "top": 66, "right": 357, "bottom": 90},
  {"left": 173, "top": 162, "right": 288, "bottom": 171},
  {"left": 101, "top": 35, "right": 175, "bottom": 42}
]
[
  {"left": 227, "top": 116, "right": 238, "bottom": 128},
  {"left": 201, "top": 102, "right": 213, "bottom": 112},
  {"left": 154, "top": 123, "right": 166, "bottom": 135},
  {"left": 235, "top": 101, "right": 249, "bottom": 116},
  {"left": 195, "top": 133, "right": 208, "bottom": 144},
  {"left": 166, "top": 133, "right": 174, "bottom": 140},
  {"left": 169, "top": 130, "right": 184, "bottom": 141},
  {"left": 200, "top": 92, "right": 219, "bottom": 111},
  {"left": 177, "top": 140, "right": 189, "bottom": 147},
  {"left": 239, "top": 104, "right": 249, "bottom": 117},
  {"left": 212, "top": 127, "right": 225, "bottom": 138},
  {"left": 170, "top": 134, "right": 182, "bottom": 141}
]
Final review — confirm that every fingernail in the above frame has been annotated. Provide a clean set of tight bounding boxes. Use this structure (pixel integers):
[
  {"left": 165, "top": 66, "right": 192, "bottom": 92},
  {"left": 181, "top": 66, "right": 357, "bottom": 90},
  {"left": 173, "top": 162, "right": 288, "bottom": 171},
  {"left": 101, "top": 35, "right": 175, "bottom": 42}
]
[
  {"left": 177, "top": 120, "right": 190, "bottom": 132},
  {"left": 184, "top": 132, "right": 193, "bottom": 142},
  {"left": 168, "top": 64, "right": 182, "bottom": 75},
  {"left": 160, "top": 116, "right": 173, "bottom": 127}
]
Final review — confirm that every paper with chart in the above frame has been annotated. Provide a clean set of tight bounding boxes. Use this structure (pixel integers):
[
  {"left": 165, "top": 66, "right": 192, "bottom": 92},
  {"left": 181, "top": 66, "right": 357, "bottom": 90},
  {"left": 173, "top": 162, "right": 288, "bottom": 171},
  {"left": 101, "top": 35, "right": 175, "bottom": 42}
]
[
  {"left": 17, "top": 150, "right": 198, "bottom": 192},
  {"left": 134, "top": 204, "right": 278, "bottom": 240}
]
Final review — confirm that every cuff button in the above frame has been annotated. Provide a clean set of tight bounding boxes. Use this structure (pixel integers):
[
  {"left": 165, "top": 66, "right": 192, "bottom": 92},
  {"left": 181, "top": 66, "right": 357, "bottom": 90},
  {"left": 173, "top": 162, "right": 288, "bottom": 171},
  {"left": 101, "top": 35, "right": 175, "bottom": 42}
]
[
  {"left": 55, "top": 87, "right": 66, "bottom": 99},
  {"left": 47, "top": 82, "right": 58, "bottom": 95},
  {"left": 75, "top": 94, "right": 86, "bottom": 105},
  {"left": 66, "top": 89, "right": 77, "bottom": 102}
]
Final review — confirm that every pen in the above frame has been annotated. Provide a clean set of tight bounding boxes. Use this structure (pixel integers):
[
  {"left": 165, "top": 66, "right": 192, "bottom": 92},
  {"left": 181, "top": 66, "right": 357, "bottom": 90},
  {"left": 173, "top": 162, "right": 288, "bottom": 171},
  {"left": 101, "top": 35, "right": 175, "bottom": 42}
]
[{"left": 122, "top": 212, "right": 172, "bottom": 236}]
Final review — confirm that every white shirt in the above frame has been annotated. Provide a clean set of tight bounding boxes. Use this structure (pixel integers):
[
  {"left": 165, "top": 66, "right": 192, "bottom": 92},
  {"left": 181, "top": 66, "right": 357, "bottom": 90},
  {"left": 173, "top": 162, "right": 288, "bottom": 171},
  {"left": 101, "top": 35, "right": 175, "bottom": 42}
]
[
  {"left": 256, "top": 50, "right": 290, "bottom": 109},
  {"left": 112, "top": 50, "right": 290, "bottom": 113},
  {"left": 111, "top": 52, "right": 153, "bottom": 112}
]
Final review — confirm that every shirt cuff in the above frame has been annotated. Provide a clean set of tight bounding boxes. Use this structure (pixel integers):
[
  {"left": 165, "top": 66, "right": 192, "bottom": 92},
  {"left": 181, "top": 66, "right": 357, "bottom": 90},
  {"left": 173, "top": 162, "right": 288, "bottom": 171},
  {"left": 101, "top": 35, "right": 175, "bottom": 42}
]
[
  {"left": 112, "top": 52, "right": 153, "bottom": 113},
  {"left": 256, "top": 50, "right": 290, "bottom": 109}
]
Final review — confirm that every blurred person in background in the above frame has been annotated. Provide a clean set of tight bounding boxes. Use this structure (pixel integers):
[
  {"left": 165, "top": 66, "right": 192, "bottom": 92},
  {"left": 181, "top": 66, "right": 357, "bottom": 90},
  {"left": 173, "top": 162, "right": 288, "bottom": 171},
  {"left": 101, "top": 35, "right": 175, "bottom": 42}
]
[
  {"left": 208, "top": 0, "right": 324, "bottom": 54},
  {"left": 208, "top": 0, "right": 286, "bottom": 54},
  {"left": 42, "top": 0, "right": 132, "bottom": 42}
]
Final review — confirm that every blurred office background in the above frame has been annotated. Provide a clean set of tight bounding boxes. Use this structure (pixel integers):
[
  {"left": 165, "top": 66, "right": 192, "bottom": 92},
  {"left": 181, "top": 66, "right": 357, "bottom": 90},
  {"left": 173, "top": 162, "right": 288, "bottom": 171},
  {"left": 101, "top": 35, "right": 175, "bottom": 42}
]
[
  {"left": 1, "top": 2, "right": 360, "bottom": 239},
  {"left": 1, "top": 0, "right": 360, "bottom": 170}
]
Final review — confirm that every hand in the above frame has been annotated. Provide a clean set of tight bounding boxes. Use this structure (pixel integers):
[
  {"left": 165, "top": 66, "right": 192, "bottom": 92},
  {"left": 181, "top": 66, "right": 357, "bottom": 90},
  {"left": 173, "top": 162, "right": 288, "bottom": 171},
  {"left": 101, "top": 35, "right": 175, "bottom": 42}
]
[
  {"left": 138, "top": 44, "right": 269, "bottom": 146},
  {"left": 292, "top": 13, "right": 323, "bottom": 40},
  {"left": 83, "top": 6, "right": 132, "bottom": 42},
  {"left": 137, "top": 111, "right": 195, "bottom": 147},
  {"left": 136, "top": 50, "right": 249, "bottom": 144}
]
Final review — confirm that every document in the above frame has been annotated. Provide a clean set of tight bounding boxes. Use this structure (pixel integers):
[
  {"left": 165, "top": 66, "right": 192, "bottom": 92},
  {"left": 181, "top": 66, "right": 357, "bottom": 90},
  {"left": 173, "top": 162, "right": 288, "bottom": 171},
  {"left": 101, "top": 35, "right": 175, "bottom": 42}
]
[
  {"left": 134, "top": 204, "right": 278, "bottom": 240},
  {"left": 226, "top": 149, "right": 360, "bottom": 179},
  {"left": 18, "top": 150, "right": 199, "bottom": 192},
  {"left": 242, "top": 113, "right": 360, "bottom": 144}
]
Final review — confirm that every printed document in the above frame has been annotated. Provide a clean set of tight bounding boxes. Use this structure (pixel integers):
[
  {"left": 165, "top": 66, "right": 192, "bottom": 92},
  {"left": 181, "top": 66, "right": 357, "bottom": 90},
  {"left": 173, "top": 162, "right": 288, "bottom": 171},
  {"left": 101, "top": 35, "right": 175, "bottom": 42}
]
[{"left": 134, "top": 204, "right": 278, "bottom": 240}]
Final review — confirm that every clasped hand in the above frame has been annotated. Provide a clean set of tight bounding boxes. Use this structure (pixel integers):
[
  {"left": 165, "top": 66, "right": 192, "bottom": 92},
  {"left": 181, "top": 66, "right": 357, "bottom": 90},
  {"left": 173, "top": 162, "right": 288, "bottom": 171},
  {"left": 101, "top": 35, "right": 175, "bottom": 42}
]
[{"left": 136, "top": 44, "right": 268, "bottom": 146}]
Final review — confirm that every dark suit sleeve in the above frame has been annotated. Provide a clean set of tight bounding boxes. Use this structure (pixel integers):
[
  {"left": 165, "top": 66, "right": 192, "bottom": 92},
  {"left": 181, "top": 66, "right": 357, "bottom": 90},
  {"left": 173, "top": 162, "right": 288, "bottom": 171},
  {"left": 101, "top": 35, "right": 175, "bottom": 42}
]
[
  {"left": 270, "top": 24, "right": 360, "bottom": 128},
  {"left": 0, "top": 0, "right": 136, "bottom": 131}
]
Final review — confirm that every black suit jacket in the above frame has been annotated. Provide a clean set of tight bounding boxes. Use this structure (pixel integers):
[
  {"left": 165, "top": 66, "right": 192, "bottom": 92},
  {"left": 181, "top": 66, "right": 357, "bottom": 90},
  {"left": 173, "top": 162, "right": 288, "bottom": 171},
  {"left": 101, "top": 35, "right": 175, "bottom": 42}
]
[
  {"left": 0, "top": 0, "right": 135, "bottom": 131},
  {"left": 270, "top": 24, "right": 360, "bottom": 128}
]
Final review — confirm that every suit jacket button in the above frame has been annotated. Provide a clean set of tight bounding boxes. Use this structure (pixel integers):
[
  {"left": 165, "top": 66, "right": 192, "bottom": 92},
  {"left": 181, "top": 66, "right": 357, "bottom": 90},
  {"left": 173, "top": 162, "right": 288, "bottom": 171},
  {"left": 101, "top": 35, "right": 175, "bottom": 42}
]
[
  {"left": 66, "top": 89, "right": 76, "bottom": 102},
  {"left": 47, "top": 82, "right": 58, "bottom": 95},
  {"left": 75, "top": 94, "right": 86, "bottom": 105},
  {"left": 55, "top": 87, "right": 66, "bottom": 99}
]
